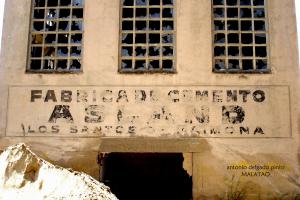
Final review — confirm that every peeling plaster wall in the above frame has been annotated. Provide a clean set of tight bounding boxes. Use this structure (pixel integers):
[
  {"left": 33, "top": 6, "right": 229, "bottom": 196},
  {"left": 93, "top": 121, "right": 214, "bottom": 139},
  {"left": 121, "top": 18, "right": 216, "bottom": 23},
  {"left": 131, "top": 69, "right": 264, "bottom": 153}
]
[{"left": 0, "top": 0, "right": 299, "bottom": 199}]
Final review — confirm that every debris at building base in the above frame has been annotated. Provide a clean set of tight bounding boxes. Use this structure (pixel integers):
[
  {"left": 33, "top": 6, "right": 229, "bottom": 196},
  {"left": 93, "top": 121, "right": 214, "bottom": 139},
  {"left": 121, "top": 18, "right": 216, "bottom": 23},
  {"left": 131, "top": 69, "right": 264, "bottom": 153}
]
[{"left": 0, "top": 143, "right": 118, "bottom": 200}]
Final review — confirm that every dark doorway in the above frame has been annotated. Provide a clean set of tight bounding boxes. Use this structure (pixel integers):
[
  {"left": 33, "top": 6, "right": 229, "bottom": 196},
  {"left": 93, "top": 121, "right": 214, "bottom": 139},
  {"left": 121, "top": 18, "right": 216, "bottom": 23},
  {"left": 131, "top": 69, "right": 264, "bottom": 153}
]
[{"left": 101, "top": 153, "right": 192, "bottom": 200}]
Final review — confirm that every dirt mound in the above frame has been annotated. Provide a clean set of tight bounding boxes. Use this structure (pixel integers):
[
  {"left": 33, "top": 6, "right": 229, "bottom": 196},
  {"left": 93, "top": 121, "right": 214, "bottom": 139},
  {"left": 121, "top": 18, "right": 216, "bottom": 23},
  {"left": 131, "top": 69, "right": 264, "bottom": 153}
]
[{"left": 0, "top": 143, "right": 118, "bottom": 200}]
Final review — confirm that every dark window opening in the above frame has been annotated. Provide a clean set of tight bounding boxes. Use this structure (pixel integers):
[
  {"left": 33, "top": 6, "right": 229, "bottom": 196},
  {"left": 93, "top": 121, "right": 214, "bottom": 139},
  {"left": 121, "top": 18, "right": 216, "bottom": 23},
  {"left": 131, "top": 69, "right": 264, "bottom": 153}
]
[
  {"left": 120, "top": 0, "right": 175, "bottom": 72},
  {"left": 28, "top": 0, "right": 84, "bottom": 72},
  {"left": 101, "top": 153, "right": 192, "bottom": 200},
  {"left": 214, "top": 46, "right": 226, "bottom": 57},
  {"left": 227, "top": 8, "right": 238, "bottom": 18},
  {"left": 212, "top": 0, "right": 269, "bottom": 73}
]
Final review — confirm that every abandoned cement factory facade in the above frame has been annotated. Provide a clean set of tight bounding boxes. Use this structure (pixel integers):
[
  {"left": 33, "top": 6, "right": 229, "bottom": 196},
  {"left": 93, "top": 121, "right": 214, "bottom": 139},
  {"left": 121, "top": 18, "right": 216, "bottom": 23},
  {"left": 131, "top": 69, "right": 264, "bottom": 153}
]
[{"left": 0, "top": 0, "right": 300, "bottom": 199}]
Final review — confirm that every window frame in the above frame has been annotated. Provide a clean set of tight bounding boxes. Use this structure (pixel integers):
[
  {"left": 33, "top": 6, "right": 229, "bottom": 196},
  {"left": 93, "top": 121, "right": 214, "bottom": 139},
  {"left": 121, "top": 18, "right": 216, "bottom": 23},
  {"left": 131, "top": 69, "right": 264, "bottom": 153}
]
[
  {"left": 118, "top": 0, "right": 177, "bottom": 74},
  {"left": 211, "top": 0, "right": 271, "bottom": 74},
  {"left": 26, "top": 0, "right": 85, "bottom": 73}
]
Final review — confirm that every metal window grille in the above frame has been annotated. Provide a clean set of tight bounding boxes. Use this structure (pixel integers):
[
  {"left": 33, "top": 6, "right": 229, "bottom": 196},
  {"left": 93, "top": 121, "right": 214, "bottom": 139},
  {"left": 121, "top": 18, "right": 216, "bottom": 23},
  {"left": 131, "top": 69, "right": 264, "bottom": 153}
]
[
  {"left": 119, "top": 0, "right": 176, "bottom": 73},
  {"left": 212, "top": 0, "right": 270, "bottom": 73},
  {"left": 27, "top": 0, "right": 84, "bottom": 72}
]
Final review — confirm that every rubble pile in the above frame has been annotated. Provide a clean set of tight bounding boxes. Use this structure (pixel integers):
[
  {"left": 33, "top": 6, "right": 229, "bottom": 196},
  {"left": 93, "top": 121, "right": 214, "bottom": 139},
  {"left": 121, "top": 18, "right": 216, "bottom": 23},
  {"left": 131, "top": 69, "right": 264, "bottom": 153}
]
[{"left": 0, "top": 143, "right": 118, "bottom": 200}]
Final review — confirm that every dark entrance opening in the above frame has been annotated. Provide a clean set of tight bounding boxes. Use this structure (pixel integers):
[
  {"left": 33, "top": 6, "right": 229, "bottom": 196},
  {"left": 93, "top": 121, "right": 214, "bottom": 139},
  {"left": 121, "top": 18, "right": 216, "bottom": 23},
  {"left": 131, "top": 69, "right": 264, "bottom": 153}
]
[{"left": 100, "top": 153, "right": 192, "bottom": 200}]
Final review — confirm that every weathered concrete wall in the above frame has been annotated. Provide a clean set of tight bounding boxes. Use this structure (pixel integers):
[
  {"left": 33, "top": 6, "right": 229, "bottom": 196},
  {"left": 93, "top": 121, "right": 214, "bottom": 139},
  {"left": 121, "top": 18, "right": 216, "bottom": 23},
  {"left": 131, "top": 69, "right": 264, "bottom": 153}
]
[{"left": 0, "top": 0, "right": 299, "bottom": 199}]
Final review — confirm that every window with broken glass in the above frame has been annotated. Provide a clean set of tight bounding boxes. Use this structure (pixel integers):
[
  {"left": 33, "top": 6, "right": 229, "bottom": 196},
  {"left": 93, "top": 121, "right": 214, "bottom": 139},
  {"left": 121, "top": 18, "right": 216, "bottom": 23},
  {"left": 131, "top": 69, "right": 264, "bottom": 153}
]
[
  {"left": 213, "top": 0, "right": 269, "bottom": 73},
  {"left": 120, "top": 0, "right": 175, "bottom": 73},
  {"left": 28, "top": 0, "right": 84, "bottom": 72}
]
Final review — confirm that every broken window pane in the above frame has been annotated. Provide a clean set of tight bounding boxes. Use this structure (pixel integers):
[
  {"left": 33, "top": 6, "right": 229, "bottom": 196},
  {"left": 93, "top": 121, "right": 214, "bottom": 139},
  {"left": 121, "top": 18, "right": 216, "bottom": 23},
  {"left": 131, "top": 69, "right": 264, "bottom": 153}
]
[
  {"left": 58, "top": 21, "right": 69, "bottom": 31},
  {"left": 162, "top": 34, "right": 173, "bottom": 43},
  {"left": 240, "top": 0, "right": 251, "bottom": 5},
  {"left": 123, "top": 21, "right": 134, "bottom": 30},
  {"left": 33, "top": 21, "right": 44, "bottom": 31},
  {"left": 242, "top": 46, "right": 253, "bottom": 56},
  {"left": 215, "top": 33, "right": 225, "bottom": 43},
  {"left": 214, "top": 59, "right": 225, "bottom": 71},
  {"left": 31, "top": 47, "right": 43, "bottom": 57},
  {"left": 241, "top": 33, "right": 252, "bottom": 44},
  {"left": 121, "top": 47, "right": 133, "bottom": 57},
  {"left": 47, "top": 0, "right": 58, "bottom": 7},
  {"left": 150, "top": 8, "right": 160, "bottom": 18},
  {"left": 255, "top": 34, "right": 266, "bottom": 44},
  {"left": 121, "top": 60, "right": 133, "bottom": 69},
  {"left": 149, "top": 33, "right": 160, "bottom": 44},
  {"left": 44, "top": 59, "right": 55, "bottom": 70},
  {"left": 47, "top": 9, "right": 57, "bottom": 18},
  {"left": 149, "top": 21, "right": 160, "bottom": 30},
  {"left": 136, "top": 0, "right": 147, "bottom": 6},
  {"left": 44, "top": 47, "right": 56, "bottom": 57},
  {"left": 71, "top": 34, "right": 82, "bottom": 43},
  {"left": 136, "top": 8, "right": 147, "bottom": 18},
  {"left": 162, "top": 60, "right": 173, "bottom": 69},
  {"left": 123, "top": 8, "right": 134, "bottom": 18},
  {"left": 123, "top": 0, "right": 134, "bottom": 6},
  {"left": 213, "top": 0, "right": 224, "bottom": 5},
  {"left": 214, "top": 8, "right": 224, "bottom": 18},
  {"left": 214, "top": 20, "right": 225, "bottom": 31},
  {"left": 59, "top": 9, "right": 71, "bottom": 18},
  {"left": 30, "top": 59, "right": 42, "bottom": 70},
  {"left": 163, "top": 8, "right": 173, "bottom": 18},
  {"left": 240, "top": 8, "right": 252, "bottom": 18},
  {"left": 241, "top": 20, "right": 252, "bottom": 31},
  {"left": 45, "top": 34, "right": 56, "bottom": 43},
  {"left": 58, "top": 34, "right": 69, "bottom": 43},
  {"left": 227, "top": 8, "right": 238, "bottom": 18},
  {"left": 214, "top": 46, "right": 226, "bottom": 57},
  {"left": 255, "top": 46, "right": 267, "bottom": 57},
  {"left": 122, "top": 33, "right": 133, "bottom": 44},
  {"left": 71, "top": 21, "right": 83, "bottom": 31},
  {"left": 253, "top": 0, "right": 264, "bottom": 6},
  {"left": 242, "top": 60, "right": 253, "bottom": 70},
  {"left": 34, "top": 9, "right": 45, "bottom": 19},
  {"left": 228, "top": 46, "right": 239, "bottom": 56},
  {"left": 72, "top": 8, "right": 83, "bottom": 18},
  {"left": 32, "top": 34, "right": 44, "bottom": 44},
  {"left": 254, "top": 8, "right": 265, "bottom": 18},
  {"left": 71, "top": 46, "right": 82, "bottom": 56},
  {"left": 57, "top": 59, "right": 68, "bottom": 70},
  {"left": 46, "top": 21, "right": 57, "bottom": 31},
  {"left": 228, "top": 60, "right": 239, "bottom": 70},
  {"left": 135, "top": 46, "right": 147, "bottom": 57},
  {"left": 57, "top": 47, "right": 69, "bottom": 57},
  {"left": 149, "top": 46, "right": 160, "bottom": 56},
  {"left": 60, "top": 0, "right": 71, "bottom": 6},
  {"left": 227, "top": 20, "right": 238, "bottom": 30},
  {"left": 256, "top": 59, "right": 267, "bottom": 70},
  {"left": 254, "top": 20, "right": 265, "bottom": 31},
  {"left": 70, "top": 59, "right": 81, "bottom": 70},
  {"left": 73, "top": 0, "right": 84, "bottom": 6},
  {"left": 136, "top": 21, "right": 147, "bottom": 31},
  {"left": 163, "top": 0, "right": 173, "bottom": 5},
  {"left": 227, "top": 0, "right": 237, "bottom": 6},
  {"left": 149, "top": 60, "right": 160, "bottom": 69},
  {"left": 162, "top": 21, "right": 173, "bottom": 30},
  {"left": 35, "top": 0, "right": 45, "bottom": 7},
  {"left": 135, "top": 60, "right": 146, "bottom": 69},
  {"left": 149, "top": 0, "right": 160, "bottom": 5},
  {"left": 163, "top": 46, "right": 173, "bottom": 56},
  {"left": 228, "top": 33, "right": 239, "bottom": 43},
  {"left": 136, "top": 34, "right": 147, "bottom": 43}
]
